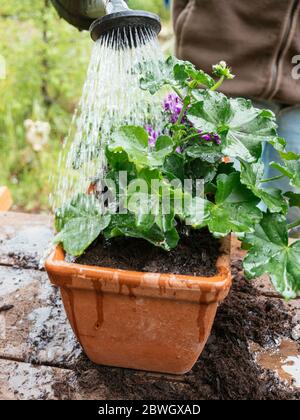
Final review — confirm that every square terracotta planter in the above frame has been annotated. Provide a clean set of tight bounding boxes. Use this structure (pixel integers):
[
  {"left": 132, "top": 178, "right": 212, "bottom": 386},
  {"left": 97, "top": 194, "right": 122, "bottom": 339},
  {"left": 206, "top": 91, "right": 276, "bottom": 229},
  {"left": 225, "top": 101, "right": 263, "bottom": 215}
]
[
  {"left": 0, "top": 186, "right": 12, "bottom": 211},
  {"left": 45, "top": 237, "right": 232, "bottom": 374}
]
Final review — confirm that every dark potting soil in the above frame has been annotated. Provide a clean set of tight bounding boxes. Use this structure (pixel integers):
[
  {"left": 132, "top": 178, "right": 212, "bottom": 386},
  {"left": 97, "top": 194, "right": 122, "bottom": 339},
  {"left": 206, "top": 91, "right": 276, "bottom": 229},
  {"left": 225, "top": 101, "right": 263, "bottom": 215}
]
[
  {"left": 56, "top": 260, "right": 300, "bottom": 401},
  {"left": 76, "top": 229, "right": 219, "bottom": 277}
]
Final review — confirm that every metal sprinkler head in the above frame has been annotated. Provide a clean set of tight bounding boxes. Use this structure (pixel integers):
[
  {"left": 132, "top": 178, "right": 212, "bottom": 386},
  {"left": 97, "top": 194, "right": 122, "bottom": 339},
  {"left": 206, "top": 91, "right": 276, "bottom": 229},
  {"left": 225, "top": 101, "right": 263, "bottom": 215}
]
[
  {"left": 90, "top": 10, "right": 162, "bottom": 44},
  {"left": 50, "top": 1, "right": 161, "bottom": 45}
]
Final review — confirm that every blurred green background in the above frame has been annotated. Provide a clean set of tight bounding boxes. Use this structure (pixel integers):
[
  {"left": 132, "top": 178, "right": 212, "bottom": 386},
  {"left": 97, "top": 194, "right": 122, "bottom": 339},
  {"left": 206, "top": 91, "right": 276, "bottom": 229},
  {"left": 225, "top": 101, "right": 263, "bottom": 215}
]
[{"left": 0, "top": 1, "right": 171, "bottom": 212}]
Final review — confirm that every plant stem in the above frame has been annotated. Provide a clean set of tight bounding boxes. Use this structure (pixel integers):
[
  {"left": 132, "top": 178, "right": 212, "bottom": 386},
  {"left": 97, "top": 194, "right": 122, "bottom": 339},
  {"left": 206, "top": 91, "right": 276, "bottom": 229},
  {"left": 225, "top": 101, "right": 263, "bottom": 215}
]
[
  {"left": 176, "top": 88, "right": 192, "bottom": 126},
  {"left": 288, "top": 219, "right": 300, "bottom": 231},
  {"left": 211, "top": 76, "right": 225, "bottom": 91},
  {"left": 176, "top": 104, "right": 188, "bottom": 126},
  {"left": 260, "top": 174, "right": 285, "bottom": 183},
  {"left": 182, "top": 133, "right": 200, "bottom": 143},
  {"left": 170, "top": 85, "right": 184, "bottom": 100}
]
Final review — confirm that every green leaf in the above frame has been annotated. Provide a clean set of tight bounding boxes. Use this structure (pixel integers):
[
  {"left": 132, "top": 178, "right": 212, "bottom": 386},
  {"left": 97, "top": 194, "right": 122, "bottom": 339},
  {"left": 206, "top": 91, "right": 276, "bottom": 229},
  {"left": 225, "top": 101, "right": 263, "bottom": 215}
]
[
  {"left": 186, "top": 158, "right": 218, "bottom": 183},
  {"left": 127, "top": 167, "right": 180, "bottom": 235},
  {"left": 173, "top": 60, "right": 194, "bottom": 83},
  {"left": 55, "top": 215, "right": 110, "bottom": 257},
  {"left": 113, "top": 166, "right": 183, "bottom": 250},
  {"left": 155, "top": 135, "right": 174, "bottom": 153},
  {"left": 105, "top": 147, "right": 136, "bottom": 175},
  {"left": 104, "top": 214, "right": 179, "bottom": 251},
  {"left": 240, "top": 160, "right": 288, "bottom": 213},
  {"left": 163, "top": 154, "right": 185, "bottom": 181},
  {"left": 139, "top": 56, "right": 177, "bottom": 94},
  {"left": 188, "top": 69, "right": 215, "bottom": 89},
  {"left": 269, "top": 137, "right": 300, "bottom": 160},
  {"left": 109, "top": 126, "right": 173, "bottom": 168},
  {"left": 243, "top": 213, "right": 300, "bottom": 299},
  {"left": 225, "top": 101, "right": 277, "bottom": 161},
  {"left": 271, "top": 159, "right": 300, "bottom": 189},
  {"left": 185, "top": 142, "right": 223, "bottom": 164},
  {"left": 280, "top": 151, "right": 300, "bottom": 161},
  {"left": 284, "top": 192, "right": 300, "bottom": 208},
  {"left": 203, "top": 173, "right": 262, "bottom": 237},
  {"left": 55, "top": 194, "right": 101, "bottom": 232},
  {"left": 54, "top": 194, "right": 111, "bottom": 256},
  {"left": 139, "top": 56, "right": 215, "bottom": 94},
  {"left": 188, "top": 92, "right": 278, "bottom": 162},
  {"left": 183, "top": 196, "right": 212, "bottom": 228},
  {"left": 174, "top": 60, "right": 215, "bottom": 88},
  {"left": 268, "top": 136, "right": 286, "bottom": 153},
  {"left": 188, "top": 90, "right": 231, "bottom": 135}
]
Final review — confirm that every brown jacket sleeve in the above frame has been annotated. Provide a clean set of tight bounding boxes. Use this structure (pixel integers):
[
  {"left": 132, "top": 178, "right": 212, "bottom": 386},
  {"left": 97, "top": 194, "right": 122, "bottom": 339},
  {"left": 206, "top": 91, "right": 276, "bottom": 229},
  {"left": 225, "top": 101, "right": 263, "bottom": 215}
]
[{"left": 172, "top": 0, "right": 189, "bottom": 26}]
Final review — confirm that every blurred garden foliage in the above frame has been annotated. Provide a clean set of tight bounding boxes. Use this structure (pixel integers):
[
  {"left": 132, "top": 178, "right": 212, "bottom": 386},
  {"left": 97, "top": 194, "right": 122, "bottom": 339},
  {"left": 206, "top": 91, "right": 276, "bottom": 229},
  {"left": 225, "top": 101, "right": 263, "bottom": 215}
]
[{"left": 0, "top": 0, "right": 170, "bottom": 211}]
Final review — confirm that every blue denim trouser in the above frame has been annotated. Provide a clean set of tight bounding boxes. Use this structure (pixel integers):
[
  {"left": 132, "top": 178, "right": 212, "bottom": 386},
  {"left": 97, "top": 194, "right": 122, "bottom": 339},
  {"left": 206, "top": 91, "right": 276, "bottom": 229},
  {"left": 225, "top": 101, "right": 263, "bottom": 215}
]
[{"left": 258, "top": 101, "right": 300, "bottom": 234}]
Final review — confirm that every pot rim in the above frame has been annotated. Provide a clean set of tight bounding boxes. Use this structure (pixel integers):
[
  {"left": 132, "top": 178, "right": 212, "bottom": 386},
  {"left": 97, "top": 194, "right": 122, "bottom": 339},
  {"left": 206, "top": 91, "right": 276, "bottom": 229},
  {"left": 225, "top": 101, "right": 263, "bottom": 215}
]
[{"left": 46, "top": 236, "right": 232, "bottom": 302}]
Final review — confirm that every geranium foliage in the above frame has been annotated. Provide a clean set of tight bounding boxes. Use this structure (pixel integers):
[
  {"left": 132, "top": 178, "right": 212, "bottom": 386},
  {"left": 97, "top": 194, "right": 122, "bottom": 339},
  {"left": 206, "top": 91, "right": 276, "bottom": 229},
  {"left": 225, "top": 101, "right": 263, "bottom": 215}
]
[{"left": 55, "top": 57, "right": 300, "bottom": 299}]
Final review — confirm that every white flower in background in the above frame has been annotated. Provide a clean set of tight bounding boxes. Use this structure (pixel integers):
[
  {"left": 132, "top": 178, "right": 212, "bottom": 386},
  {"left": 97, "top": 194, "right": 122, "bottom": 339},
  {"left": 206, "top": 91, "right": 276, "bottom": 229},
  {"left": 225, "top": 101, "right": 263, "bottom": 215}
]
[{"left": 24, "top": 119, "right": 51, "bottom": 152}]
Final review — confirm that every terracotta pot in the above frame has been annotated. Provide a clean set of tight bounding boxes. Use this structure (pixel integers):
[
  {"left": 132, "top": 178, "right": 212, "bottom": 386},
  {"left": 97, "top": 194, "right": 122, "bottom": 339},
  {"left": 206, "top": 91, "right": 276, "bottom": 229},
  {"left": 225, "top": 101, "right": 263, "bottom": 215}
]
[
  {"left": 45, "top": 236, "right": 232, "bottom": 374},
  {"left": 0, "top": 187, "right": 12, "bottom": 212}
]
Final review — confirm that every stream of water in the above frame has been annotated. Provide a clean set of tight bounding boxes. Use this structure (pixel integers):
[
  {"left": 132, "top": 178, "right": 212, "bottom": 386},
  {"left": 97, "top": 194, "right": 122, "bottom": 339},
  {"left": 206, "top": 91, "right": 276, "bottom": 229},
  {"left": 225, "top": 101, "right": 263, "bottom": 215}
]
[{"left": 51, "top": 26, "right": 165, "bottom": 210}]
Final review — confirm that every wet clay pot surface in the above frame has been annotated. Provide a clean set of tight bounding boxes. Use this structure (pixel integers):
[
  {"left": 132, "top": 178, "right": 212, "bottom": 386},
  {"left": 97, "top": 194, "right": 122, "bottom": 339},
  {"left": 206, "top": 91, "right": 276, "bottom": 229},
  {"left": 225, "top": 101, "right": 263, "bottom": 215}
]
[{"left": 45, "top": 237, "right": 232, "bottom": 374}]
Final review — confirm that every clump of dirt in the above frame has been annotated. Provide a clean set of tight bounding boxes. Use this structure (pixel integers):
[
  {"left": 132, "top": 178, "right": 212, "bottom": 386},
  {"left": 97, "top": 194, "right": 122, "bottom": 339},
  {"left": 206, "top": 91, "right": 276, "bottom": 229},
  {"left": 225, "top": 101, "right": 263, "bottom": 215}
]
[
  {"left": 52, "top": 378, "right": 77, "bottom": 401},
  {"left": 72, "top": 261, "right": 300, "bottom": 401},
  {"left": 189, "top": 261, "right": 296, "bottom": 400},
  {"left": 76, "top": 229, "right": 219, "bottom": 277},
  {"left": 0, "top": 304, "right": 14, "bottom": 313},
  {"left": 7, "top": 252, "right": 40, "bottom": 270}
]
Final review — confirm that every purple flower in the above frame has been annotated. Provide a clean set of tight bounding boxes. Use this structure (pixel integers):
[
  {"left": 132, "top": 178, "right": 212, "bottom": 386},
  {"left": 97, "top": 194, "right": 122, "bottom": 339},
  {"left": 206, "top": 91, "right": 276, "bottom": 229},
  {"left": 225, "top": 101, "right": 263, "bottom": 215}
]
[
  {"left": 213, "top": 134, "right": 222, "bottom": 145},
  {"left": 145, "top": 125, "right": 161, "bottom": 147},
  {"left": 161, "top": 93, "right": 222, "bottom": 147},
  {"left": 198, "top": 131, "right": 221, "bottom": 145},
  {"left": 163, "top": 93, "right": 186, "bottom": 124}
]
